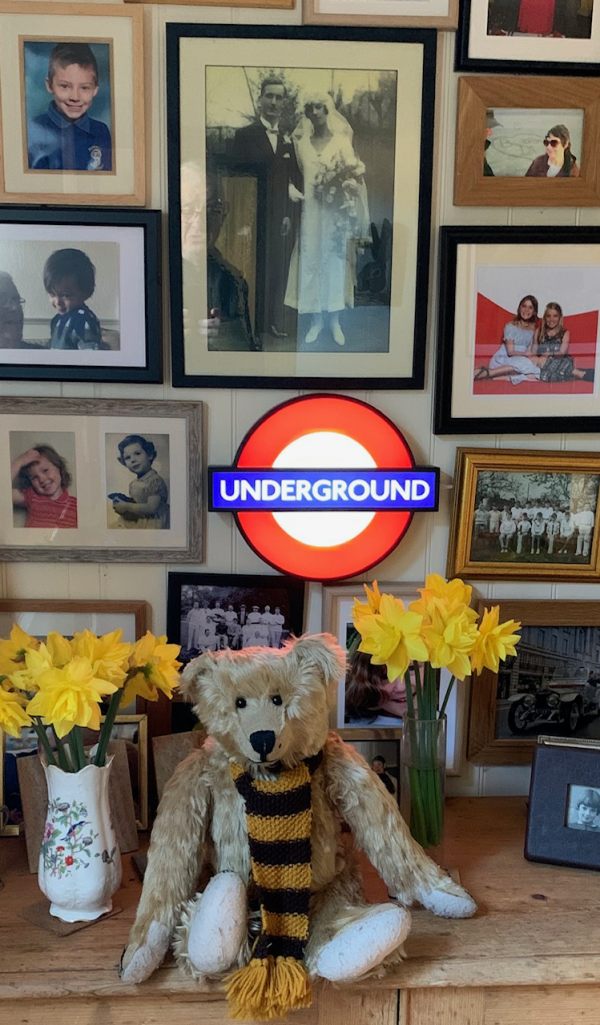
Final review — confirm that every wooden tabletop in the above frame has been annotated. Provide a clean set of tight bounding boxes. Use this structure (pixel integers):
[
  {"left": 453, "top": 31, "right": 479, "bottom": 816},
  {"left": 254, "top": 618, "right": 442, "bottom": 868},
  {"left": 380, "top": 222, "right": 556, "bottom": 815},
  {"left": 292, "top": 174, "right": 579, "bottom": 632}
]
[{"left": 1, "top": 797, "right": 599, "bottom": 1001}]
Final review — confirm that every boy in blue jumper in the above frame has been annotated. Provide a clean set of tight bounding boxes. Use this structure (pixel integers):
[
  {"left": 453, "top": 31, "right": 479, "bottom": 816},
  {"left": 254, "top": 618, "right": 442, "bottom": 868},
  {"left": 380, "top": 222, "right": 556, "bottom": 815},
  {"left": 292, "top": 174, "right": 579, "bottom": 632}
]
[
  {"left": 44, "top": 248, "right": 104, "bottom": 350},
  {"left": 27, "top": 42, "right": 112, "bottom": 172}
]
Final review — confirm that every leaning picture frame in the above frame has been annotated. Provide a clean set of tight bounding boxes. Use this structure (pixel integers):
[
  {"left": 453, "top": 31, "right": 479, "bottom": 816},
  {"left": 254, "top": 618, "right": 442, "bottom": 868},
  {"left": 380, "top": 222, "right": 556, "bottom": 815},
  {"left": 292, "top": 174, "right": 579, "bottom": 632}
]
[
  {"left": 322, "top": 582, "right": 463, "bottom": 774},
  {"left": 166, "top": 23, "right": 435, "bottom": 389},
  {"left": 0, "top": 207, "right": 161, "bottom": 383},
  {"left": 303, "top": 0, "right": 458, "bottom": 28},
  {"left": 448, "top": 448, "right": 600, "bottom": 583},
  {"left": 0, "top": 397, "right": 202, "bottom": 562},
  {"left": 456, "top": 0, "right": 600, "bottom": 75},
  {"left": 0, "top": 2, "right": 145, "bottom": 205},
  {"left": 467, "top": 600, "right": 600, "bottom": 765},
  {"left": 455, "top": 76, "right": 600, "bottom": 206},
  {"left": 435, "top": 226, "right": 600, "bottom": 435}
]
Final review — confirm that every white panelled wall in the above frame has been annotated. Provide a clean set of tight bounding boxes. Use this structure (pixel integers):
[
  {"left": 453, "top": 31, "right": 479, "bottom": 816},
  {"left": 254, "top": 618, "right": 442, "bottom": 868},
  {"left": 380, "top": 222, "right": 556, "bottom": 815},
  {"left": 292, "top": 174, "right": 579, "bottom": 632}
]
[{"left": 2, "top": 7, "right": 598, "bottom": 797}]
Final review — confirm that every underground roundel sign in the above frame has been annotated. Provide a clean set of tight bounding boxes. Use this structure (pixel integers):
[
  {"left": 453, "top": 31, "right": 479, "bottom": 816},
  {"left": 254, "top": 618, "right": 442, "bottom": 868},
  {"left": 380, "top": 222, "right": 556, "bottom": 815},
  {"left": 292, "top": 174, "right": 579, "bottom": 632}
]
[{"left": 209, "top": 394, "right": 439, "bottom": 582}]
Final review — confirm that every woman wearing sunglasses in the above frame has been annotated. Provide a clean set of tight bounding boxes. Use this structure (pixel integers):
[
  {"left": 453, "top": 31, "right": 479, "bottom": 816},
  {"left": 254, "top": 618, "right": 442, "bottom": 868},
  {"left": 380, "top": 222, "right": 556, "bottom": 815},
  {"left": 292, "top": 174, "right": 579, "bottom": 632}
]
[{"left": 525, "top": 124, "right": 580, "bottom": 178}]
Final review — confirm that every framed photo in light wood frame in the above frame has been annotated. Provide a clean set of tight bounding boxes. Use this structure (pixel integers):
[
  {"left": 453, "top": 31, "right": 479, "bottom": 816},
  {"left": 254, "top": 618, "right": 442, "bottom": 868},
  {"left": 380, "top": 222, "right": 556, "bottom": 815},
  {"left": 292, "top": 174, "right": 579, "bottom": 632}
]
[
  {"left": 468, "top": 600, "right": 600, "bottom": 766},
  {"left": 448, "top": 448, "right": 600, "bottom": 584},
  {"left": 303, "top": 0, "right": 458, "bottom": 28},
  {"left": 455, "top": 76, "right": 600, "bottom": 207},
  {"left": 128, "top": 0, "right": 292, "bottom": 6},
  {"left": 0, "top": 2, "right": 145, "bottom": 205}
]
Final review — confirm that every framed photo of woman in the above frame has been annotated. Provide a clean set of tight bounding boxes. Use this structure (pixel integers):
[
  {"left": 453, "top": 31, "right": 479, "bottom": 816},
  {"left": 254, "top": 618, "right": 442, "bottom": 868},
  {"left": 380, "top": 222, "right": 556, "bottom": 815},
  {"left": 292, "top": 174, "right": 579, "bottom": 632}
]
[{"left": 167, "top": 24, "right": 435, "bottom": 390}]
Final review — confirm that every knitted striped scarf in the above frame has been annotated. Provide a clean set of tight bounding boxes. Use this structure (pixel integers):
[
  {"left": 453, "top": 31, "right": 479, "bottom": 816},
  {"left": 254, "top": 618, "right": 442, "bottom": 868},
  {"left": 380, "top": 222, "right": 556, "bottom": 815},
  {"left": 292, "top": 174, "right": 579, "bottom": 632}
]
[{"left": 227, "top": 752, "right": 322, "bottom": 1021}]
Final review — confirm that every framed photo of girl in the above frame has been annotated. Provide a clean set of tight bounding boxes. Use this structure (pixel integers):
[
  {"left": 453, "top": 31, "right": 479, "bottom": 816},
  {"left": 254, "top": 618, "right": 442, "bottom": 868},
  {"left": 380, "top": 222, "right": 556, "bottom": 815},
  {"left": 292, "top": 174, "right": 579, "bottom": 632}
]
[
  {"left": 447, "top": 448, "right": 600, "bottom": 583},
  {"left": 0, "top": 207, "right": 161, "bottom": 383},
  {"left": 0, "top": 2, "right": 145, "bottom": 205},
  {"left": 167, "top": 24, "right": 435, "bottom": 390},
  {"left": 455, "top": 76, "right": 600, "bottom": 206},
  {"left": 0, "top": 397, "right": 202, "bottom": 562},
  {"left": 435, "top": 226, "right": 600, "bottom": 436},
  {"left": 456, "top": 0, "right": 600, "bottom": 75},
  {"left": 303, "top": 0, "right": 458, "bottom": 28}
]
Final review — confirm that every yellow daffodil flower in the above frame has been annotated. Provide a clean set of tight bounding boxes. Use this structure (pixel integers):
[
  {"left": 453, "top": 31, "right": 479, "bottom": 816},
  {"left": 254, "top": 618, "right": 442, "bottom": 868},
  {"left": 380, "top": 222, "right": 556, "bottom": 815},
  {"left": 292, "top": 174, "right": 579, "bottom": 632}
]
[
  {"left": 357, "top": 594, "right": 428, "bottom": 681},
  {"left": 46, "top": 631, "right": 73, "bottom": 668},
  {"left": 71, "top": 629, "right": 130, "bottom": 687},
  {"left": 470, "top": 607, "right": 521, "bottom": 674},
  {"left": 26, "top": 657, "right": 119, "bottom": 738},
  {"left": 8, "top": 644, "right": 55, "bottom": 693},
  {"left": 351, "top": 580, "right": 382, "bottom": 626},
  {"left": 121, "top": 633, "right": 182, "bottom": 705},
  {"left": 410, "top": 573, "right": 477, "bottom": 623},
  {"left": 421, "top": 604, "right": 478, "bottom": 680},
  {"left": 0, "top": 624, "right": 39, "bottom": 668},
  {"left": 0, "top": 688, "right": 32, "bottom": 737}
]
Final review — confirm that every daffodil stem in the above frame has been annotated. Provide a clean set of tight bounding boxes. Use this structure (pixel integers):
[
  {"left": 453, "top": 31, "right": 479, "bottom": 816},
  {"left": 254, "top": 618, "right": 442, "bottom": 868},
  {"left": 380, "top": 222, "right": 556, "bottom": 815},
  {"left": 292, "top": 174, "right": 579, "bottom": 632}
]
[
  {"left": 439, "top": 676, "right": 456, "bottom": 718},
  {"left": 32, "top": 718, "right": 57, "bottom": 768},
  {"left": 94, "top": 689, "right": 122, "bottom": 767},
  {"left": 68, "top": 728, "right": 86, "bottom": 772},
  {"left": 52, "top": 728, "right": 73, "bottom": 773}
]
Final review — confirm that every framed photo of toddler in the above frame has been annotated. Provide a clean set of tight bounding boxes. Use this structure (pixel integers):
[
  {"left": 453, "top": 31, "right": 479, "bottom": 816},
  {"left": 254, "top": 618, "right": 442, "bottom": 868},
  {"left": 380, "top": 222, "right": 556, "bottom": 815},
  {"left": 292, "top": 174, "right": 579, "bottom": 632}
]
[
  {"left": 167, "top": 23, "right": 435, "bottom": 390},
  {"left": 435, "top": 226, "right": 600, "bottom": 436},
  {"left": 0, "top": 2, "right": 145, "bottom": 205},
  {"left": 0, "top": 207, "right": 161, "bottom": 383},
  {"left": 0, "top": 397, "right": 203, "bottom": 562},
  {"left": 303, "top": 0, "right": 458, "bottom": 28},
  {"left": 447, "top": 447, "right": 600, "bottom": 583},
  {"left": 455, "top": 76, "right": 600, "bottom": 206}
]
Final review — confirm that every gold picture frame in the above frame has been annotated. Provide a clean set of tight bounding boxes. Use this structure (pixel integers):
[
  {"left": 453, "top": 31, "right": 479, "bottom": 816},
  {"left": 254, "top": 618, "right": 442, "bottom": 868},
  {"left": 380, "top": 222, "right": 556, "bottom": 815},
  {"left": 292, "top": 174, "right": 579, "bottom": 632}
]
[{"left": 303, "top": 0, "right": 458, "bottom": 27}]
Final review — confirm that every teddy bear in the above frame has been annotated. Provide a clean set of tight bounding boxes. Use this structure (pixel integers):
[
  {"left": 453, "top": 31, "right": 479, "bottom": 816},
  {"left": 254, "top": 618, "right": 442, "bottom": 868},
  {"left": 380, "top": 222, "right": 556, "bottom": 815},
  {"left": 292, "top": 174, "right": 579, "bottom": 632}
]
[{"left": 120, "top": 634, "right": 476, "bottom": 1019}]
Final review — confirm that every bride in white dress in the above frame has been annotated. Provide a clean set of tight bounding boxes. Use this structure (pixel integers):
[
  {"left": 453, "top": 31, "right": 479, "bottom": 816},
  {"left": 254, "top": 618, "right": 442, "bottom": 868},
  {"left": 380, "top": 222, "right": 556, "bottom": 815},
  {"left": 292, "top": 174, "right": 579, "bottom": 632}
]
[{"left": 284, "top": 93, "right": 370, "bottom": 347}]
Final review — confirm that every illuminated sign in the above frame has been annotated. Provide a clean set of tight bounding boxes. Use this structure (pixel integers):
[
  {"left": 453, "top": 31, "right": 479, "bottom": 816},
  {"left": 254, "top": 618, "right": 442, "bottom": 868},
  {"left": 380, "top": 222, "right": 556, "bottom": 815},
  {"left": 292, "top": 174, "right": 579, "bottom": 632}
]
[{"left": 209, "top": 394, "right": 439, "bottom": 581}]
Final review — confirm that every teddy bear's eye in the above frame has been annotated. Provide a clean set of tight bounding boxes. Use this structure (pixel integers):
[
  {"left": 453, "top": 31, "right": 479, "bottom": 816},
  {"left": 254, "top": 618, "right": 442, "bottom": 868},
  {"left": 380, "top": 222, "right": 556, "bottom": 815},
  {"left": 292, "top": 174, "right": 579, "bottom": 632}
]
[
  {"left": 271, "top": 694, "right": 283, "bottom": 706},
  {"left": 235, "top": 697, "right": 247, "bottom": 709}
]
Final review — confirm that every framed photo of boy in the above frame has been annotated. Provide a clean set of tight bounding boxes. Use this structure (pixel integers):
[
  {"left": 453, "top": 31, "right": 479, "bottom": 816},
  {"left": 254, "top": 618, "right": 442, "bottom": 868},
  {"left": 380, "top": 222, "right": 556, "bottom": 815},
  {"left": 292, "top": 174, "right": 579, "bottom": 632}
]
[
  {"left": 455, "top": 76, "right": 600, "bottom": 206},
  {"left": 0, "top": 2, "right": 145, "bottom": 205},
  {"left": 0, "top": 397, "right": 202, "bottom": 562},
  {"left": 467, "top": 600, "right": 600, "bottom": 765},
  {"left": 448, "top": 447, "right": 600, "bottom": 583},
  {"left": 0, "top": 207, "right": 161, "bottom": 383},
  {"left": 167, "top": 24, "right": 435, "bottom": 390},
  {"left": 456, "top": 0, "right": 600, "bottom": 74},
  {"left": 166, "top": 571, "right": 306, "bottom": 668},
  {"left": 303, "top": 0, "right": 458, "bottom": 27},
  {"left": 435, "top": 226, "right": 600, "bottom": 436}
]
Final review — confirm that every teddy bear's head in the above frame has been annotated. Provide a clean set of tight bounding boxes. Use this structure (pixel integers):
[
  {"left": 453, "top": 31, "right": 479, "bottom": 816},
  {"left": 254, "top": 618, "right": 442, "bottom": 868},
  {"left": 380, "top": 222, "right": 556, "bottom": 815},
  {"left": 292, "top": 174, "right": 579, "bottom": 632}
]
[{"left": 180, "top": 633, "right": 346, "bottom": 769}]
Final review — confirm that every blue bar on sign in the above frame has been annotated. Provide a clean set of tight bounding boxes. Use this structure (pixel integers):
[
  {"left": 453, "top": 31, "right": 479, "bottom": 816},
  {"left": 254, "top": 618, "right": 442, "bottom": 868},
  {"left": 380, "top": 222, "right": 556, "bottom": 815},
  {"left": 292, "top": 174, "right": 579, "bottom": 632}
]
[{"left": 209, "top": 468, "right": 439, "bottom": 512}]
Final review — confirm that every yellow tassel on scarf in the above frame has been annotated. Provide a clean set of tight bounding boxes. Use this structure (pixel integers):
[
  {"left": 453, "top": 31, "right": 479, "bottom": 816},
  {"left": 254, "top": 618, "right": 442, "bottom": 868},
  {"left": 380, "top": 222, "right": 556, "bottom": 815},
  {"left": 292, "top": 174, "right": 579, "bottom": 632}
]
[{"left": 228, "top": 753, "right": 322, "bottom": 1020}]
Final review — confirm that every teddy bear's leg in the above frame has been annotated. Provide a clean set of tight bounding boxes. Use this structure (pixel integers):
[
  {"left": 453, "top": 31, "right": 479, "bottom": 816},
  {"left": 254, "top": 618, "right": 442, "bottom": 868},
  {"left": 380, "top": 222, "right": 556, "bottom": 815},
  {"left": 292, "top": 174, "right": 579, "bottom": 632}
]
[{"left": 173, "top": 871, "right": 249, "bottom": 978}]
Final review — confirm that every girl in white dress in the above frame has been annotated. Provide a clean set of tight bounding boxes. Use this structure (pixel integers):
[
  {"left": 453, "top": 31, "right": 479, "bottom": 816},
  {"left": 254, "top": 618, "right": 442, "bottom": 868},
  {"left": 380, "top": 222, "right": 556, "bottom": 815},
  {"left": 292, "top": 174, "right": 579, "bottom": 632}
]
[{"left": 474, "top": 295, "right": 541, "bottom": 386}]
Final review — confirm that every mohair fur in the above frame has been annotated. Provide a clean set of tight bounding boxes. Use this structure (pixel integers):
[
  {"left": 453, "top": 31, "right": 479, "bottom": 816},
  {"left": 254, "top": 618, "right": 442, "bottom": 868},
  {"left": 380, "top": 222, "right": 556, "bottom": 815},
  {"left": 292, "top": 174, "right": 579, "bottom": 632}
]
[{"left": 121, "top": 634, "right": 476, "bottom": 988}]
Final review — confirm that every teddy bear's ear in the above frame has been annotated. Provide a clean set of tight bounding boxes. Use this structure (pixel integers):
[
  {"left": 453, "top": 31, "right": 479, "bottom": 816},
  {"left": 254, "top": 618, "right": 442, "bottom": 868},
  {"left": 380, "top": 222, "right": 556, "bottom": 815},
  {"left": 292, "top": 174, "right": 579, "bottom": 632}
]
[
  {"left": 289, "top": 633, "right": 347, "bottom": 688},
  {"left": 179, "top": 651, "right": 218, "bottom": 703}
]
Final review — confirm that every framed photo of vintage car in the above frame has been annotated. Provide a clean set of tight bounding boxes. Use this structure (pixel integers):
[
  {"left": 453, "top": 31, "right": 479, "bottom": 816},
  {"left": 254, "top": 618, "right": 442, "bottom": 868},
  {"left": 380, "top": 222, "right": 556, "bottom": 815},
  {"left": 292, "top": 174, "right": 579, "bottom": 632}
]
[
  {"left": 448, "top": 448, "right": 600, "bottom": 583},
  {"left": 167, "top": 23, "right": 435, "bottom": 389},
  {"left": 468, "top": 600, "right": 600, "bottom": 765},
  {"left": 303, "top": 0, "right": 458, "bottom": 28},
  {"left": 0, "top": 2, "right": 145, "bottom": 204}
]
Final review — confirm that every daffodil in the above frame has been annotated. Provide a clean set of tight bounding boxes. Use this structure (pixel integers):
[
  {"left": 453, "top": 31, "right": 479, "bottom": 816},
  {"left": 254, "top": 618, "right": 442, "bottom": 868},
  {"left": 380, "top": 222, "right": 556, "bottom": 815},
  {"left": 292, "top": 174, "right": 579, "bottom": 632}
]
[
  {"left": 421, "top": 604, "right": 478, "bottom": 680},
  {"left": 9, "top": 644, "right": 55, "bottom": 693},
  {"left": 0, "top": 687, "right": 32, "bottom": 737},
  {"left": 0, "top": 624, "right": 39, "bottom": 671},
  {"left": 120, "top": 633, "right": 181, "bottom": 705},
  {"left": 46, "top": 631, "right": 73, "bottom": 667},
  {"left": 357, "top": 594, "right": 428, "bottom": 682},
  {"left": 410, "top": 574, "right": 477, "bottom": 623},
  {"left": 71, "top": 629, "right": 130, "bottom": 687},
  {"left": 470, "top": 607, "right": 521, "bottom": 674},
  {"left": 27, "top": 657, "right": 119, "bottom": 738},
  {"left": 351, "top": 580, "right": 382, "bottom": 627}
]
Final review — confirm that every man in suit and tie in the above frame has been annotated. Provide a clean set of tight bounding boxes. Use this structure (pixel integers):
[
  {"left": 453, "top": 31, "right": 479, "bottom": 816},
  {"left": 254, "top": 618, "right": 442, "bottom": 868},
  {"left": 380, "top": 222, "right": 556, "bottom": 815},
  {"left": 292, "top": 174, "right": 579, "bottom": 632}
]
[{"left": 231, "top": 76, "right": 300, "bottom": 344}]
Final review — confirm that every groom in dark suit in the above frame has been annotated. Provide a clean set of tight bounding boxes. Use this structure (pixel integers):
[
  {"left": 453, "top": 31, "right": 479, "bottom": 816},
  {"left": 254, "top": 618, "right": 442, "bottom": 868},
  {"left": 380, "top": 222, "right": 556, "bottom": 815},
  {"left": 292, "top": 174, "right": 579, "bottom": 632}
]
[{"left": 231, "top": 77, "right": 299, "bottom": 343}]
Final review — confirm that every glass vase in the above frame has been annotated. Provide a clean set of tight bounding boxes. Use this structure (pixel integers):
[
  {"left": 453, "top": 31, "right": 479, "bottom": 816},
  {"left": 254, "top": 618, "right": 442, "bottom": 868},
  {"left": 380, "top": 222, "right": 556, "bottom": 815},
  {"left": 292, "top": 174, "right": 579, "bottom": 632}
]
[{"left": 400, "top": 715, "right": 446, "bottom": 849}]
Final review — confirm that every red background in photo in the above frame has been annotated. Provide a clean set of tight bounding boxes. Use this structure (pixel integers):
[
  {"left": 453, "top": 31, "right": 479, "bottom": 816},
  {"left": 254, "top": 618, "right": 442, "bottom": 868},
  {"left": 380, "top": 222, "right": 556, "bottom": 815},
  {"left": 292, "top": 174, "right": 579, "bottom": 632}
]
[{"left": 473, "top": 294, "right": 598, "bottom": 395}]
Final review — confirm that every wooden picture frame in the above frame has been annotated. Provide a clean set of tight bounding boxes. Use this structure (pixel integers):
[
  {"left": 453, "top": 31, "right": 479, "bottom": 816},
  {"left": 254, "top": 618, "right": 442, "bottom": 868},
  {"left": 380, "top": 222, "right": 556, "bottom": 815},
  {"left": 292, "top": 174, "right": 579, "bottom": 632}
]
[
  {"left": 455, "top": 76, "right": 600, "bottom": 206},
  {"left": 435, "top": 225, "right": 600, "bottom": 435},
  {"left": 0, "top": 207, "right": 161, "bottom": 383},
  {"left": 526, "top": 739, "right": 600, "bottom": 869},
  {"left": 0, "top": 2, "right": 145, "bottom": 205},
  {"left": 110, "top": 714, "right": 148, "bottom": 830},
  {"left": 456, "top": 0, "right": 600, "bottom": 75},
  {"left": 322, "top": 582, "right": 463, "bottom": 774},
  {"left": 449, "top": 449, "right": 600, "bottom": 584},
  {"left": 0, "top": 397, "right": 202, "bottom": 562},
  {"left": 167, "top": 23, "right": 435, "bottom": 390},
  {"left": 303, "top": 0, "right": 458, "bottom": 28}
]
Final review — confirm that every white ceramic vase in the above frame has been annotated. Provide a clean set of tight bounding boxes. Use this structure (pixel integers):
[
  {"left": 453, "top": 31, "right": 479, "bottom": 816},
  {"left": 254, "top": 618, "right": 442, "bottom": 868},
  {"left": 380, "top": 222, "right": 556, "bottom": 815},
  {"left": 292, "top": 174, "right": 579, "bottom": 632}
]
[{"left": 38, "top": 757, "right": 122, "bottom": 923}]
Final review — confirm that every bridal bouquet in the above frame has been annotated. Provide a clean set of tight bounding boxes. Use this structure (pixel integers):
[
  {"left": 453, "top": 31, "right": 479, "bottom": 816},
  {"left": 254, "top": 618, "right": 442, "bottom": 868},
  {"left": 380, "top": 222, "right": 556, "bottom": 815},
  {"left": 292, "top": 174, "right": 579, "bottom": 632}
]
[
  {"left": 313, "top": 155, "right": 366, "bottom": 208},
  {"left": 0, "top": 625, "right": 181, "bottom": 772}
]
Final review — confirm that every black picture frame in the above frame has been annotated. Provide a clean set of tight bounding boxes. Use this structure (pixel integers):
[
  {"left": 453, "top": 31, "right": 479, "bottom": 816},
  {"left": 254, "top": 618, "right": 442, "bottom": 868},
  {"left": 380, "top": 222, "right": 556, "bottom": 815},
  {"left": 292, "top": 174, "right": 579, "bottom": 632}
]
[
  {"left": 525, "top": 739, "right": 600, "bottom": 870},
  {"left": 166, "top": 571, "right": 306, "bottom": 668},
  {"left": 435, "top": 225, "right": 600, "bottom": 436},
  {"left": 456, "top": 0, "right": 600, "bottom": 76},
  {"left": 0, "top": 206, "right": 161, "bottom": 383},
  {"left": 166, "top": 23, "right": 435, "bottom": 390}
]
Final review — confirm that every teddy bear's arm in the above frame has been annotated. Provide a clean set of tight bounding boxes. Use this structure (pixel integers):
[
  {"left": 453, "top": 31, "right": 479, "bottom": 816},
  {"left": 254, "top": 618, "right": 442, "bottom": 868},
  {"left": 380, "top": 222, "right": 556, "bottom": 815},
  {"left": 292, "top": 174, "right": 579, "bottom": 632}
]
[
  {"left": 120, "top": 748, "right": 212, "bottom": 982},
  {"left": 322, "top": 734, "right": 476, "bottom": 917}
]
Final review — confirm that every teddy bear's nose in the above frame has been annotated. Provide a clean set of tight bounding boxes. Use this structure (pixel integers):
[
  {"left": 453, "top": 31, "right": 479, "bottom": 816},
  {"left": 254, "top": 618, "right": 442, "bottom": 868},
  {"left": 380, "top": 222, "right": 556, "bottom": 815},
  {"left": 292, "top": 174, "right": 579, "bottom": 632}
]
[{"left": 249, "top": 730, "right": 276, "bottom": 760}]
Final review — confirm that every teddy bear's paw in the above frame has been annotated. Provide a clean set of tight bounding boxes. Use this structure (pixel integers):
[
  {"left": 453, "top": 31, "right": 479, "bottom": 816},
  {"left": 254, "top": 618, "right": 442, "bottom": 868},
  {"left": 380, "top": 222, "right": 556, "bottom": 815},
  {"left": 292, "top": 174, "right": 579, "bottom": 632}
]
[
  {"left": 415, "top": 878, "right": 477, "bottom": 919},
  {"left": 119, "top": 920, "right": 171, "bottom": 984},
  {"left": 176, "top": 871, "right": 247, "bottom": 975},
  {"left": 315, "top": 904, "right": 411, "bottom": 983}
]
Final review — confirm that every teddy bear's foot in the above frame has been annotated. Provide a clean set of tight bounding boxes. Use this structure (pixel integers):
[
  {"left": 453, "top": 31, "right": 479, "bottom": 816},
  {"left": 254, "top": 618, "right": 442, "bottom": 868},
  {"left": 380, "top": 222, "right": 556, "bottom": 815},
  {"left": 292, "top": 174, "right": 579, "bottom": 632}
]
[
  {"left": 414, "top": 877, "right": 477, "bottom": 919},
  {"left": 120, "top": 920, "right": 171, "bottom": 984},
  {"left": 174, "top": 871, "right": 247, "bottom": 977},
  {"left": 314, "top": 903, "right": 411, "bottom": 983}
]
